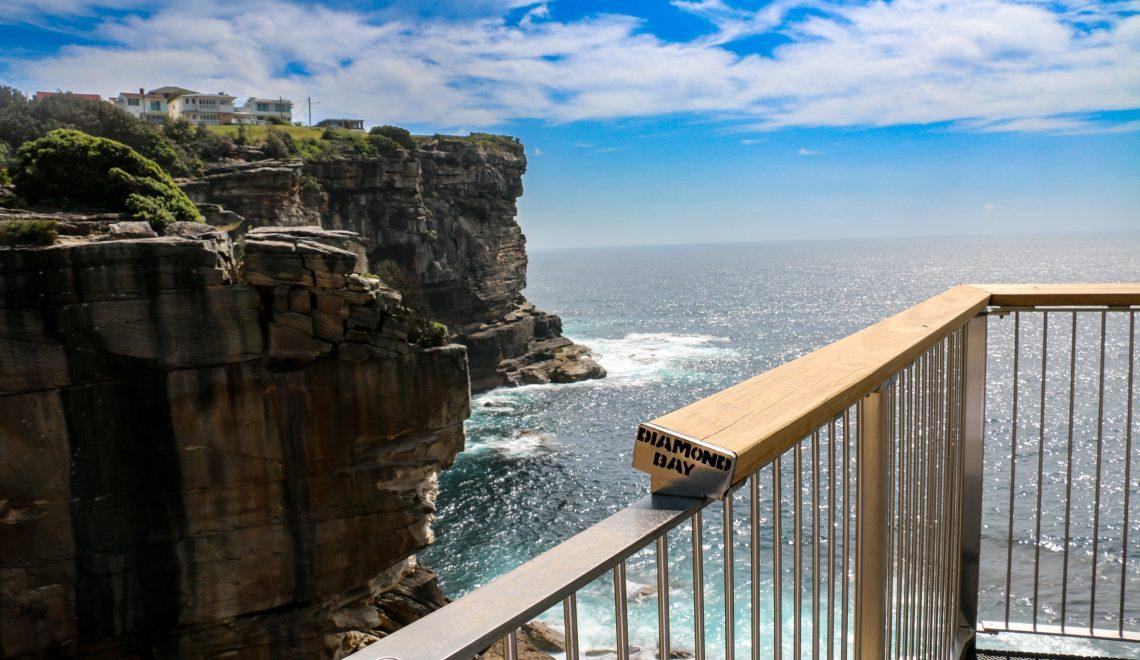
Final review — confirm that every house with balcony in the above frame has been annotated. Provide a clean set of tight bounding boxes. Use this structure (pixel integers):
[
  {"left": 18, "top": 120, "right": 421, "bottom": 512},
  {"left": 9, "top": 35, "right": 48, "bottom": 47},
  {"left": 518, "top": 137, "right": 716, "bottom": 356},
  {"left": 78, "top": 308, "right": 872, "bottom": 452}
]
[
  {"left": 235, "top": 98, "right": 293, "bottom": 124},
  {"left": 165, "top": 90, "right": 237, "bottom": 125}
]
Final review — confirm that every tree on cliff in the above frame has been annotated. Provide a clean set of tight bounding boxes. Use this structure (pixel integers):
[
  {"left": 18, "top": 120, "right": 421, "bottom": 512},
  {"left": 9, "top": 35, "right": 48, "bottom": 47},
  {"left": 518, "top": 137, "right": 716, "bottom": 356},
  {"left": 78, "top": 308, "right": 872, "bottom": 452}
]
[{"left": 13, "top": 129, "right": 201, "bottom": 229}]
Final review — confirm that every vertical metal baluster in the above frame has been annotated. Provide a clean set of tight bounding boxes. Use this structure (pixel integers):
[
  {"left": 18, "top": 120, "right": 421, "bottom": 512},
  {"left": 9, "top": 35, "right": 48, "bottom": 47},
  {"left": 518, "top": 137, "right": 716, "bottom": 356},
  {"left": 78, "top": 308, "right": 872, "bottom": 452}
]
[
  {"left": 1121, "top": 311, "right": 1136, "bottom": 637},
  {"left": 812, "top": 430, "right": 821, "bottom": 660},
  {"left": 893, "top": 367, "right": 908, "bottom": 659},
  {"left": 922, "top": 350, "right": 933, "bottom": 658},
  {"left": 935, "top": 342, "right": 945, "bottom": 656},
  {"left": 751, "top": 474, "right": 761, "bottom": 660},
  {"left": 1061, "top": 311, "right": 1078, "bottom": 630},
  {"left": 828, "top": 419, "right": 837, "bottom": 659},
  {"left": 938, "top": 339, "right": 951, "bottom": 657},
  {"left": 794, "top": 442, "right": 802, "bottom": 660},
  {"left": 1005, "top": 312, "right": 1020, "bottom": 627},
  {"left": 658, "top": 535, "right": 671, "bottom": 660},
  {"left": 933, "top": 342, "right": 944, "bottom": 658},
  {"left": 937, "top": 339, "right": 948, "bottom": 657},
  {"left": 954, "top": 327, "right": 968, "bottom": 650},
  {"left": 615, "top": 561, "right": 629, "bottom": 660},
  {"left": 564, "top": 594, "right": 579, "bottom": 660},
  {"left": 903, "top": 362, "right": 915, "bottom": 659},
  {"left": 930, "top": 342, "right": 940, "bottom": 659},
  {"left": 841, "top": 410, "right": 851, "bottom": 660},
  {"left": 1033, "top": 311, "right": 1049, "bottom": 629},
  {"left": 725, "top": 493, "right": 735, "bottom": 660},
  {"left": 948, "top": 335, "right": 957, "bottom": 656},
  {"left": 959, "top": 316, "right": 987, "bottom": 656},
  {"left": 948, "top": 332, "right": 957, "bottom": 656},
  {"left": 884, "top": 381, "right": 896, "bottom": 658},
  {"left": 693, "top": 510, "right": 706, "bottom": 660},
  {"left": 506, "top": 629, "right": 519, "bottom": 660},
  {"left": 774, "top": 458, "right": 784, "bottom": 660},
  {"left": 1090, "top": 311, "right": 1107, "bottom": 631},
  {"left": 912, "top": 354, "right": 923, "bottom": 659}
]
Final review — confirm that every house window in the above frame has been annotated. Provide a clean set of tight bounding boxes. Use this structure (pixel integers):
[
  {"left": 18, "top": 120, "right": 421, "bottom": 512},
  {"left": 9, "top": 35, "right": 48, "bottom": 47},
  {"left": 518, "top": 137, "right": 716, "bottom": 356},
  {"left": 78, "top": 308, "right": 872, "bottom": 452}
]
[
  {"left": 149, "top": 101, "right": 160, "bottom": 111},
  {"left": 257, "top": 102, "right": 269, "bottom": 112},
  {"left": 127, "top": 98, "right": 139, "bottom": 106}
]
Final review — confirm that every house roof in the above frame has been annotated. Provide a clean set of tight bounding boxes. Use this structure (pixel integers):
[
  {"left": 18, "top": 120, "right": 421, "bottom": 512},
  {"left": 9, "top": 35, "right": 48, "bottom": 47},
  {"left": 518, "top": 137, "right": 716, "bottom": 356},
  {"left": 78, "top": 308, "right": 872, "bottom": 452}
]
[{"left": 149, "top": 85, "right": 198, "bottom": 97}]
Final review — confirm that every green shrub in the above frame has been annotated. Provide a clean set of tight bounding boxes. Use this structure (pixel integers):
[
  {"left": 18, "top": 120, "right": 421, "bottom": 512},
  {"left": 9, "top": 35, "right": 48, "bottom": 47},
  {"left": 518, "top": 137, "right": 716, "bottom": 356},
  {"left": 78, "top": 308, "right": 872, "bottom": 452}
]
[
  {"left": 0, "top": 143, "right": 11, "bottom": 185},
  {"left": 369, "top": 125, "right": 416, "bottom": 150},
  {"left": 267, "top": 115, "right": 289, "bottom": 125},
  {"left": 0, "top": 219, "right": 57, "bottom": 246},
  {"left": 13, "top": 129, "right": 200, "bottom": 230},
  {"left": 300, "top": 175, "right": 322, "bottom": 196},
  {"left": 263, "top": 128, "right": 292, "bottom": 159},
  {"left": 366, "top": 133, "right": 401, "bottom": 155}
]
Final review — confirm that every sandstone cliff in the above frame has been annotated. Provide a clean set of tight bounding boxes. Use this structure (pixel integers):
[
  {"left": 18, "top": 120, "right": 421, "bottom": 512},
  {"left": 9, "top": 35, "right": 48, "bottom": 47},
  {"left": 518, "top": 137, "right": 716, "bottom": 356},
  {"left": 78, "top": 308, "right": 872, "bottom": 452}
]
[
  {"left": 0, "top": 219, "right": 469, "bottom": 657},
  {"left": 180, "top": 135, "right": 604, "bottom": 392}
]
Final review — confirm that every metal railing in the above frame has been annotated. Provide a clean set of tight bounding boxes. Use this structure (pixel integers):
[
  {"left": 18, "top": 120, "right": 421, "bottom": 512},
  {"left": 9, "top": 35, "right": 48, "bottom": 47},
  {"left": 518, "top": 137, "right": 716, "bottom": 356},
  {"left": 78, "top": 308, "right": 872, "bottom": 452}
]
[
  {"left": 978, "top": 306, "right": 1139, "bottom": 643},
  {"left": 351, "top": 285, "right": 1139, "bottom": 660}
]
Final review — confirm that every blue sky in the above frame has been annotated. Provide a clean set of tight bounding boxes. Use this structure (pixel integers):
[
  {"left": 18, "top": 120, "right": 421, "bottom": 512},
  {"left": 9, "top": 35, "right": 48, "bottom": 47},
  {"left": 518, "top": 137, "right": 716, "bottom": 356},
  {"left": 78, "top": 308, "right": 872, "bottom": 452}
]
[{"left": 2, "top": 0, "right": 1138, "bottom": 248}]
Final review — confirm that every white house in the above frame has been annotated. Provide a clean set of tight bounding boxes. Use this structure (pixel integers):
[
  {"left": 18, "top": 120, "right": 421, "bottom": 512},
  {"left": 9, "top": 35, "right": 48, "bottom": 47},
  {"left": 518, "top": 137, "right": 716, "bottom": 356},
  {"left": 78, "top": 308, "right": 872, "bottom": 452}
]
[
  {"left": 112, "top": 88, "right": 169, "bottom": 125},
  {"left": 164, "top": 89, "right": 237, "bottom": 125},
  {"left": 110, "top": 85, "right": 293, "bottom": 126},
  {"left": 236, "top": 98, "right": 293, "bottom": 124}
]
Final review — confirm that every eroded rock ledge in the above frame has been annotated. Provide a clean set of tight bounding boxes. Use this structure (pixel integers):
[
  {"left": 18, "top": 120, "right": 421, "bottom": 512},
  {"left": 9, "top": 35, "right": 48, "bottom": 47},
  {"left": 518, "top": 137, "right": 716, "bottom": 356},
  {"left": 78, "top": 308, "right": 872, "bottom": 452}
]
[
  {"left": 180, "top": 135, "right": 605, "bottom": 392},
  {"left": 0, "top": 222, "right": 470, "bottom": 658}
]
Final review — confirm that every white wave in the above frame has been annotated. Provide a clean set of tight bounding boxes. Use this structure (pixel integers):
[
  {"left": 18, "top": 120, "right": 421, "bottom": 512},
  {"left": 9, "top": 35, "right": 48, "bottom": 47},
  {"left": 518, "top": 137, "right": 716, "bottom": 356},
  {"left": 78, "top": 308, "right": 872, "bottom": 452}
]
[
  {"left": 469, "top": 429, "right": 556, "bottom": 456},
  {"left": 585, "top": 332, "right": 734, "bottom": 385}
]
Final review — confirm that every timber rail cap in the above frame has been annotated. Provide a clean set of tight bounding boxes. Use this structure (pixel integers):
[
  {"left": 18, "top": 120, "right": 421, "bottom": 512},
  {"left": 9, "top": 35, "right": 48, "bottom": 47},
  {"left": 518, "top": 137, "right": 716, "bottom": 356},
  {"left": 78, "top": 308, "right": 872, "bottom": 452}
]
[{"left": 632, "top": 283, "right": 1140, "bottom": 497}]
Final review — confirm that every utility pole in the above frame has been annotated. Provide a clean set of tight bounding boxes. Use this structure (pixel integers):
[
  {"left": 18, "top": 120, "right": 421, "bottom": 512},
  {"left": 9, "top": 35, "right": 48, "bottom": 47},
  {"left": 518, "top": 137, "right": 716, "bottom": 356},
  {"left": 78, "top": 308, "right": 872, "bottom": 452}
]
[{"left": 306, "top": 97, "right": 320, "bottom": 127}]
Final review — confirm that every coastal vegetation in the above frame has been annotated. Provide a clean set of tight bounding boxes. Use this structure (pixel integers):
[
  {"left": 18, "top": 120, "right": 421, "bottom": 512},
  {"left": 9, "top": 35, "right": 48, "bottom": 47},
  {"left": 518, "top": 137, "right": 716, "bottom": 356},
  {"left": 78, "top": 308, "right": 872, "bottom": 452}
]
[
  {"left": 13, "top": 129, "right": 200, "bottom": 229},
  {"left": 0, "top": 218, "right": 57, "bottom": 246}
]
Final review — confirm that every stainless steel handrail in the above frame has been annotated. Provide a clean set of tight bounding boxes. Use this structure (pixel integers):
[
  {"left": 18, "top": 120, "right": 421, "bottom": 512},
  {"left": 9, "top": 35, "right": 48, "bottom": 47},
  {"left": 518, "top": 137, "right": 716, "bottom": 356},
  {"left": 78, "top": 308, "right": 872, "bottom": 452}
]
[{"left": 350, "top": 494, "right": 709, "bottom": 660}]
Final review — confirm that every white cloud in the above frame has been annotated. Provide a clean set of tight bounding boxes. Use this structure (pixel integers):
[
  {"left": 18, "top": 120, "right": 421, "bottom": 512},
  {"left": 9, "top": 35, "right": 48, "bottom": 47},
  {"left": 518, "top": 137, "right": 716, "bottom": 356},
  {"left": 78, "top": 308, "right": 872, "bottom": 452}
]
[
  {"left": 532, "top": 146, "right": 542, "bottom": 156},
  {"left": 3, "top": 0, "right": 1138, "bottom": 132},
  {"left": 797, "top": 147, "right": 820, "bottom": 156}
]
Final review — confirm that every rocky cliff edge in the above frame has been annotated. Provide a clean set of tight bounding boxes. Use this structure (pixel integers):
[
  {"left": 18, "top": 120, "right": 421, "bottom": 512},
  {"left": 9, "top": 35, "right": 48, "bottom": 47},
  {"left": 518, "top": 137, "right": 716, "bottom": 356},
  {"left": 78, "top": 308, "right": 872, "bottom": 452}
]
[
  {"left": 0, "top": 218, "right": 469, "bottom": 657},
  {"left": 180, "top": 135, "right": 604, "bottom": 392}
]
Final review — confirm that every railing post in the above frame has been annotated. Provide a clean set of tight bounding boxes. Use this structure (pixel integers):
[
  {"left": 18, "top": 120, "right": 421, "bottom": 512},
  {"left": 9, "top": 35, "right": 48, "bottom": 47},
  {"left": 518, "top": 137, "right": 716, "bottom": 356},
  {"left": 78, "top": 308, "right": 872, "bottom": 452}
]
[
  {"left": 956, "top": 315, "right": 987, "bottom": 658},
  {"left": 856, "top": 387, "right": 889, "bottom": 659}
]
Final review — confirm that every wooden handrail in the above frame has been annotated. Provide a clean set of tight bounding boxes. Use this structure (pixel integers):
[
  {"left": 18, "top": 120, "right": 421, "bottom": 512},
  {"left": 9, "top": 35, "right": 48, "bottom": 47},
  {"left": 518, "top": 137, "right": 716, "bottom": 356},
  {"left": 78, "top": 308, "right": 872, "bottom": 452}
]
[
  {"left": 974, "top": 283, "right": 1140, "bottom": 307},
  {"left": 639, "top": 283, "right": 1139, "bottom": 490},
  {"left": 646, "top": 285, "right": 990, "bottom": 482}
]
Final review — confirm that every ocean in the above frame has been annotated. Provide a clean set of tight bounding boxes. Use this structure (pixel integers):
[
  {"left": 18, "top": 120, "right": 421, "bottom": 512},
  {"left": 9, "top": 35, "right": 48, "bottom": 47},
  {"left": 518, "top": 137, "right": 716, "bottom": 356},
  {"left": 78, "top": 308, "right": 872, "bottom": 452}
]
[{"left": 420, "top": 233, "right": 1140, "bottom": 657}]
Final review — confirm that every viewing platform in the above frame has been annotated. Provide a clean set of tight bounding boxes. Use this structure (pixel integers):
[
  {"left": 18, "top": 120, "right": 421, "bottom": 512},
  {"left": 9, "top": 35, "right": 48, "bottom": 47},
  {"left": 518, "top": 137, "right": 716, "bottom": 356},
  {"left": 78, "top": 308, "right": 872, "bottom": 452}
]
[{"left": 355, "top": 284, "right": 1140, "bottom": 660}]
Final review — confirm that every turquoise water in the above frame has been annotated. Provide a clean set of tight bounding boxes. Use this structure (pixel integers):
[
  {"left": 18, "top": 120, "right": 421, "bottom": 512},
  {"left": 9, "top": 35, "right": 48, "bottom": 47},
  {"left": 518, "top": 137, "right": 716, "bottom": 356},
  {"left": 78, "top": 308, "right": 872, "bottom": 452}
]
[{"left": 420, "top": 234, "right": 1140, "bottom": 657}]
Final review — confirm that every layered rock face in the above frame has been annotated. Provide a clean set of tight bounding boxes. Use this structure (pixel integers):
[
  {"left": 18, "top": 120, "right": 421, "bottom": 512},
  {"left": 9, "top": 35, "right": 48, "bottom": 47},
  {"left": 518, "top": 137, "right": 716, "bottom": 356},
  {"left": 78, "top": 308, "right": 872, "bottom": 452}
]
[
  {"left": 0, "top": 223, "right": 469, "bottom": 657},
  {"left": 181, "top": 136, "right": 604, "bottom": 392}
]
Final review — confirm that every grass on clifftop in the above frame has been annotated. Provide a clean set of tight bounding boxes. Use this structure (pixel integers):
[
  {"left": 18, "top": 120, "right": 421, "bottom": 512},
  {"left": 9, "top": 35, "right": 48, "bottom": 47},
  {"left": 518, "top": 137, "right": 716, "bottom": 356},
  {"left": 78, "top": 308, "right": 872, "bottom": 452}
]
[{"left": 206, "top": 125, "right": 324, "bottom": 141}]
